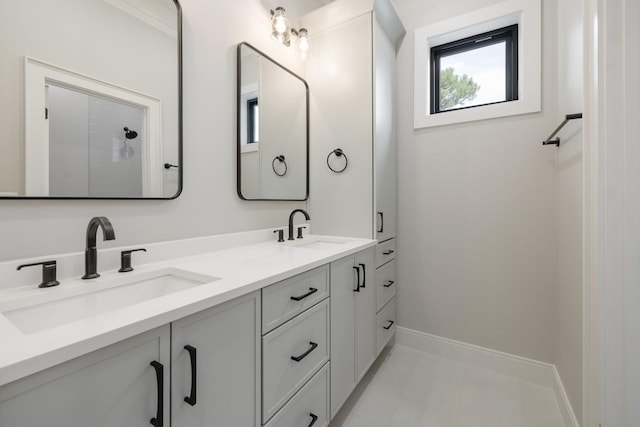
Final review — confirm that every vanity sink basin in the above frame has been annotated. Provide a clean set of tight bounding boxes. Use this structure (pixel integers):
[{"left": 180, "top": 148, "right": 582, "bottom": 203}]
[
  {"left": 1, "top": 268, "right": 218, "bottom": 334},
  {"left": 290, "top": 238, "right": 348, "bottom": 250}
]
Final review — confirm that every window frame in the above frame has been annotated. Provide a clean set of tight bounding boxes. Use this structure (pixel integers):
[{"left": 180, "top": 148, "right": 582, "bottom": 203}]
[
  {"left": 430, "top": 24, "right": 519, "bottom": 114},
  {"left": 246, "top": 97, "right": 259, "bottom": 144},
  {"left": 412, "top": 0, "right": 541, "bottom": 129}
]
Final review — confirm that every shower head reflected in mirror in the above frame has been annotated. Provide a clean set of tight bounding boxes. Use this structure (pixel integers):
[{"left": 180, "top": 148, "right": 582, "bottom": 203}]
[
  {"left": 124, "top": 127, "right": 138, "bottom": 139},
  {"left": 121, "top": 127, "right": 138, "bottom": 160}
]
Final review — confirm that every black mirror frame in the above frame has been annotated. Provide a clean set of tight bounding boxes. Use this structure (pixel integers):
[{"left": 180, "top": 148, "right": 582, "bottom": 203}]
[
  {"left": 236, "top": 42, "right": 310, "bottom": 202},
  {"left": 1, "top": 0, "right": 183, "bottom": 200}
]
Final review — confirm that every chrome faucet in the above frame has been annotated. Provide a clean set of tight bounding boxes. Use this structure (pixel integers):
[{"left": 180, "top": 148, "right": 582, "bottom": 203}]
[
  {"left": 82, "top": 216, "right": 116, "bottom": 279},
  {"left": 288, "top": 209, "right": 310, "bottom": 240}
]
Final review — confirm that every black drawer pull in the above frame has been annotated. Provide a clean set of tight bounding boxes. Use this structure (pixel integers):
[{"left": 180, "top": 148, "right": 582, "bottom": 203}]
[
  {"left": 184, "top": 345, "right": 197, "bottom": 406},
  {"left": 383, "top": 320, "right": 395, "bottom": 330},
  {"left": 308, "top": 413, "right": 319, "bottom": 426},
  {"left": 150, "top": 361, "right": 164, "bottom": 427},
  {"left": 383, "top": 280, "right": 395, "bottom": 288},
  {"left": 383, "top": 250, "right": 395, "bottom": 255},
  {"left": 291, "top": 342, "right": 318, "bottom": 362},
  {"left": 359, "top": 264, "right": 366, "bottom": 288},
  {"left": 352, "top": 266, "right": 360, "bottom": 292},
  {"left": 377, "top": 212, "right": 384, "bottom": 233},
  {"left": 291, "top": 287, "right": 318, "bottom": 301}
]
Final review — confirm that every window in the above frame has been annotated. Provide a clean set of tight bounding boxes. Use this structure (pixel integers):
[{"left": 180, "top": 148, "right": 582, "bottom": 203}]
[
  {"left": 247, "top": 98, "right": 259, "bottom": 143},
  {"left": 412, "top": 0, "right": 541, "bottom": 129},
  {"left": 431, "top": 25, "right": 518, "bottom": 114}
]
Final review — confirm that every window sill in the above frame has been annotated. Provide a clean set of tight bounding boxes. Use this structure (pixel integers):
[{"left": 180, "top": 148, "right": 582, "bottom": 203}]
[
  {"left": 418, "top": 98, "right": 539, "bottom": 128},
  {"left": 240, "top": 143, "right": 260, "bottom": 154}
]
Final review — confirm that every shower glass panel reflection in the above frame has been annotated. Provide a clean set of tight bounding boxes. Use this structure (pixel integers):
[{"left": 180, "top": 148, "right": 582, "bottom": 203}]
[{"left": 47, "top": 84, "right": 144, "bottom": 197}]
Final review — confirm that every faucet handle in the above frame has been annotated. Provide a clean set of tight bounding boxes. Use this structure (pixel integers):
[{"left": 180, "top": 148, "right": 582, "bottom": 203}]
[
  {"left": 119, "top": 248, "right": 147, "bottom": 273},
  {"left": 274, "top": 229, "right": 285, "bottom": 243},
  {"left": 17, "top": 260, "right": 60, "bottom": 288},
  {"left": 297, "top": 226, "right": 307, "bottom": 239}
]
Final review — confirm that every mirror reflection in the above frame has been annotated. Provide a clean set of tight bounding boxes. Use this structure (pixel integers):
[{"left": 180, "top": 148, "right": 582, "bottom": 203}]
[
  {"left": 0, "top": 0, "right": 181, "bottom": 198},
  {"left": 237, "top": 43, "right": 308, "bottom": 201}
]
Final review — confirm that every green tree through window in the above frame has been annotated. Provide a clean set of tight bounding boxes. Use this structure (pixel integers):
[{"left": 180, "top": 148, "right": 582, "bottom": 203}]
[{"left": 439, "top": 67, "right": 480, "bottom": 110}]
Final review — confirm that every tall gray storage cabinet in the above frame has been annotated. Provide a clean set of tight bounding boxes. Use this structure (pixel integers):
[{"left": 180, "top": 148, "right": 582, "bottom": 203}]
[{"left": 301, "top": 0, "right": 405, "bottom": 419}]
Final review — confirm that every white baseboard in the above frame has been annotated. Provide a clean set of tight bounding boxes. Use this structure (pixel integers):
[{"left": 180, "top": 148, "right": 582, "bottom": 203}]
[
  {"left": 396, "top": 327, "right": 555, "bottom": 386},
  {"left": 396, "top": 327, "right": 579, "bottom": 426}
]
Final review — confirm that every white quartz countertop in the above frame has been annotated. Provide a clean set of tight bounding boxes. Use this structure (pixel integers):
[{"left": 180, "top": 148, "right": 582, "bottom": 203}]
[{"left": 0, "top": 234, "right": 376, "bottom": 386}]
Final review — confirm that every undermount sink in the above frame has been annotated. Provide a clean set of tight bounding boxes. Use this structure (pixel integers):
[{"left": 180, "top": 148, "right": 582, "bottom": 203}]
[
  {"left": 1, "top": 268, "right": 218, "bottom": 334},
  {"left": 289, "top": 238, "right": 348, "bottom": 250}
]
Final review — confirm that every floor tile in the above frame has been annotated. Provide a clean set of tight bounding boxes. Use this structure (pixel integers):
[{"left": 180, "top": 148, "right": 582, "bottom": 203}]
[
  {"left": 519, "top": 381, "right": 565, "bottom": 427},
  {"left": 330, "top": 345, "right": 566, "bottom": 427}
]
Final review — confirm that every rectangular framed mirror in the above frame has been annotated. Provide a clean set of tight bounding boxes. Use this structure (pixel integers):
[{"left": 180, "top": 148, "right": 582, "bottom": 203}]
[
  {"left": 237, "top": 42, "right": 309, "bottom": 201},
  {"left": 0, "top": 0, "right": 182, "bottom": 199}
]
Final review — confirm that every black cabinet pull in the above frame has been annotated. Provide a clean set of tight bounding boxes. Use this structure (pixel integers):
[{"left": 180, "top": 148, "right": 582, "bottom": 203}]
[
  {"left": 359, "top": 264, "right": 366, "bottom": 288},
  {"left": 377, "top": 212, "right": 384, "bottom": 233},
  {"left": 383, "top": 250, "right": 395, "bottom": 255},
  {"left": 308, "top": 413, "right": 319, "bottom": 426},
  {"left": 291, "top": 342, "right": 318, "bottom": 362},
  {"left": 150, "top": 361, "right": 164, "bottom": 427},
  {"left": 383, "top": 280, "right": 395, "bottom": 288},
  {"left": 291, "top": 287, "right": 318, "bottom": 301},
  {"left": 383, "top": 320, "right": 395, "bottom": 330},
  {"left": 184, "top": 345, "right": 197, "bottom": 406},
  {"left": 352, "top": 266, "right": 360, "bottom": 292}
]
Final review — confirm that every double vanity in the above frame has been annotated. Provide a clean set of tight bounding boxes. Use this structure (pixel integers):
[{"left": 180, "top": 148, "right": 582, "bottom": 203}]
[
  {"left": 0, "top": 224, "right": 397, "bottom": 427},
  {"left": 0, "top": 0, "right": 403, "bottom": 424}
]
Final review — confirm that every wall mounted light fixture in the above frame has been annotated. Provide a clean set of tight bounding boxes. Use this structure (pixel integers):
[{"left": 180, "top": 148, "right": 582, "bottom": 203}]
[
  {"left": 270, "top": 7, "right": 292, "bottom": 47},
  {"left": 295, "top": 28, "right": 311, "bottom": 60},
  {"left": 270, "top": 7, "right": 311, "bottom": 59}
]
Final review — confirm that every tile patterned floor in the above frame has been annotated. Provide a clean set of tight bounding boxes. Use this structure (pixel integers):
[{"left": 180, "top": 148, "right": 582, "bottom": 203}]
[{"left": 330, "top": 345, "right": 565, "bottom": 427}]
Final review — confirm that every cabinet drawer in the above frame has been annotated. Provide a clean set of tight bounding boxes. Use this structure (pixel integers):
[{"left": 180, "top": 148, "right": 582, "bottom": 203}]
[
  {"left": 376, "top": 297, "right": 396, "bottom": 356},
  {"left": 265, "top": 363, "right": 329, "bottom": 427},
  {"left": 376, "top": 260, "right": 396, "bottom": 313},
  {"left": 262, "top": 265, "right": 329, "bottom": 334},
  {"left": 263, "top": 299, "right": 329, "bottom": 423},
  {"left": 376, "top": 239, "right": 396, "bottom": 268}
]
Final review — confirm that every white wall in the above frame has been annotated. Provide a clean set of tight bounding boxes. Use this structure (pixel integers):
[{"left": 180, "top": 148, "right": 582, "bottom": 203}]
[
  {"left": 0, "top": 0, "right": 324, "bottom": 262},
  {"left": 555, "top": 0, "right": 583, "bottom": 420},
  {"left": 259, "top": 57, "right": 307, "bottom": 200},
  {"left": 394, "top": 0, "right": 559, "bottom": 363},
  {"left": 305, "top": 12, "right": 375, "bottom": 239},
  {"left": 240, "top": 150, "right": 261, "bottom": 197}
]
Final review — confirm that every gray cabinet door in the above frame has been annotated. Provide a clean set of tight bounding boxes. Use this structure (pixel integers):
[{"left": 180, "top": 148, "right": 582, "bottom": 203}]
[
  {"left": 329, "top": 248, "right": 377, "bottom": 418},
  {"left": 171, "top": 291, "right": 260, "bottom": 427},
  {"left": 330, "top": 254, "right": 357, "bottom": 418},
  {"left": 355, "top": 249, "right": 376, "bottom": 382},
  {"left": 374, "top": 18, "right": 398, "bottom": 242},
  {"left": 0, "top": 326, "right": 170, "bottom": 427}
]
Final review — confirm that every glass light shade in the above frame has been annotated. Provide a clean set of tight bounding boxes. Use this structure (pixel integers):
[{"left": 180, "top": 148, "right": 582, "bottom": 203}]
[
  {"left": 296, "top": 28, "right": 311, "bottom": 60},
  {"left": 271, "top": 7, "right": 291, "bottom": 47}
]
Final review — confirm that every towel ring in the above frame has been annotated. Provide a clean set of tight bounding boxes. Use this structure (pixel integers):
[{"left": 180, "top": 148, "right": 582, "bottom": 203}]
[
  {"left": 272, "top": 155, "right": 287, "bottom": 177},
  {"left": 327, "top": 148, "right": 348, "bottom": 173}
]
